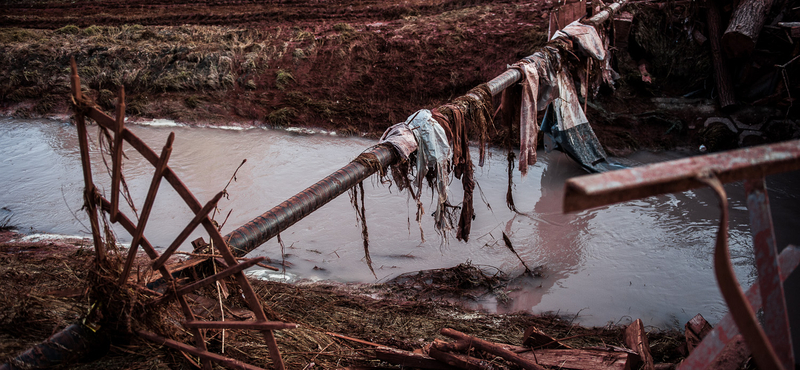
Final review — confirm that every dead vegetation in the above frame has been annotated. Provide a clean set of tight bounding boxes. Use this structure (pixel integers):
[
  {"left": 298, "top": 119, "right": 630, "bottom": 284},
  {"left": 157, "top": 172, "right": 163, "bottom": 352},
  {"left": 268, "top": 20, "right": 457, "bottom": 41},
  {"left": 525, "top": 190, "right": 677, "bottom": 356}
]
[{"left": 0, "top": 231, "right": 687, "bottom": 369}]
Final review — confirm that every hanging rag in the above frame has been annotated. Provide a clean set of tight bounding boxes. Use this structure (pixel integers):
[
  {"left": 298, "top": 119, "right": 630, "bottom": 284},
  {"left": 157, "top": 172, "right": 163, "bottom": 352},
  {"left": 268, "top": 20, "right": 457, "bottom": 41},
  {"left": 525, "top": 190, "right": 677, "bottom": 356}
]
[
  {"left": 551, "top": 21, "right": 606, "bottom": 62},
  {"left": 432, "top": 108, "right": 474, "bottom": 241},
  {"left": 379, "top": 121, "right": 418, "bottom": 160},
  {"left": 406, "top": 109, "right": 453, "bottom": 231}
]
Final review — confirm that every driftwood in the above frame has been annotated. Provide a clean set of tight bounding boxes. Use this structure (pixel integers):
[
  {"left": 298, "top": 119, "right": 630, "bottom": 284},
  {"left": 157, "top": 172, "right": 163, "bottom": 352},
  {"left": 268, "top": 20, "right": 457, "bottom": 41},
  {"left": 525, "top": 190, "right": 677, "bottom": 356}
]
[
  {"left": 722, "top": 0, "right": 775, "bottom": 58},
  {"left": 707, "top": 0, "right": 736, "bottom": 109},
  {"left": 624, "top": 319, "right": 654, "bottom": 370}
]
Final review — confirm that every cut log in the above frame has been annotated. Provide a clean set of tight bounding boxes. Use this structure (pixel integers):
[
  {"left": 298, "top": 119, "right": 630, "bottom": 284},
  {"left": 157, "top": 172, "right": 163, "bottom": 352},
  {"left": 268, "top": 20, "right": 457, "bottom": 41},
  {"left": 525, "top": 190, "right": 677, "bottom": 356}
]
[
  {"left": 522, "top": 325, "right": 571, "bottom": 349},
  {"left": 516, "top": 349, "right": 632, "bottom": 370},
  {"left": 624, "top": 319, "right": 654, "bottom": 370},
  {"left": 684, "top": 314, "right": 713, "bottom": 354},
  {"left": 722, "top": 0, "right": 775, "bottom": 58},
  {"left": 707, "top": 0, "right": 737, "bottom": 109},
  {"left": 375, "top": 347, "right": 456, "bottom": 370}
]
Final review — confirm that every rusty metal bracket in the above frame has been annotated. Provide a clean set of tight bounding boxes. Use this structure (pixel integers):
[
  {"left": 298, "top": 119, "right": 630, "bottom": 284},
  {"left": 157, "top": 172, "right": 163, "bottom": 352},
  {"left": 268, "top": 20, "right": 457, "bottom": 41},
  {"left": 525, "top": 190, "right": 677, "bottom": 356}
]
[{"left": 563, "top": 140, "right": 800, "bottom": 369}]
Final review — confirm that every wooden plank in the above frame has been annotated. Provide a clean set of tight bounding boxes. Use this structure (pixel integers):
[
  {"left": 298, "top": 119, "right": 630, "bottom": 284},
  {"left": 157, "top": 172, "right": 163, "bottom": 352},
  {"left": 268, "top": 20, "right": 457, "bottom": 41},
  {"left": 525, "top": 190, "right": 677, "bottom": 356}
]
[
  {"left": 375, "top": 347, "right": 456, "bottom": 370},
  {"left": 624, "top": 319, "right": 654, "bottom": 370},
  {"left": 517, "top": 349, "right": 631, "bottom": 370},
  {"left": 184, "top": 320, "right": 296, "bottom": 331},
  {"left": 110, "top": 87, "right": 125, "bottom": 223}
]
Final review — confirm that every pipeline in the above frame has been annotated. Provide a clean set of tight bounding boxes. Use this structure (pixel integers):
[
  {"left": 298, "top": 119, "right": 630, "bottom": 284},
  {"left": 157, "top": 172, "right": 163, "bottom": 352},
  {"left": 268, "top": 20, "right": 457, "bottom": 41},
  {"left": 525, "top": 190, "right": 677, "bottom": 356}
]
[{"left": 226, "top": 0, "right": 629, "bottom": 257}]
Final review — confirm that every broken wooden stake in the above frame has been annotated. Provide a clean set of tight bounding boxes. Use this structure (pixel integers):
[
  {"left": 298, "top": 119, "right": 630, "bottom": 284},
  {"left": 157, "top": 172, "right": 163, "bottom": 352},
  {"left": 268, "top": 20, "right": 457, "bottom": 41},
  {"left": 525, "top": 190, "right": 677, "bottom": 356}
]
[
  {"left": 624, "top": 319, "right": 654, "bottom": 370},
  {"left": 684, "top": 314, "right": 713, "bottom": 354}
]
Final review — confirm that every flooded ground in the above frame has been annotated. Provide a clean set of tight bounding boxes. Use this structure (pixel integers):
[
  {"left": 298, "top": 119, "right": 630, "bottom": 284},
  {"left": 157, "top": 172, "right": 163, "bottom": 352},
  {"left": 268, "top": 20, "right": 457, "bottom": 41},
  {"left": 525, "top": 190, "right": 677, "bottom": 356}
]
[{"left": 2, "top": 117, "right": 799, "bottom": 331}]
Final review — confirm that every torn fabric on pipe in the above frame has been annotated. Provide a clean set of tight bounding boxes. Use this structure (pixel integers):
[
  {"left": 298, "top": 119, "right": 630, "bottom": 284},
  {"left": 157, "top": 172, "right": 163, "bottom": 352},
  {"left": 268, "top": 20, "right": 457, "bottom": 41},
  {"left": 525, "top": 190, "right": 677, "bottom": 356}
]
[
  {"left": 379, "top": 121, "right": 418, "bottom": 159},
  {"left": 407, "top": 109, "right": 453, "bottom": 231},
  {"left": 541, "top": 68, "right": 622, "bottom": 173},
  {"left": 551, "top": 21, "right": 606, "bottom": 61}
]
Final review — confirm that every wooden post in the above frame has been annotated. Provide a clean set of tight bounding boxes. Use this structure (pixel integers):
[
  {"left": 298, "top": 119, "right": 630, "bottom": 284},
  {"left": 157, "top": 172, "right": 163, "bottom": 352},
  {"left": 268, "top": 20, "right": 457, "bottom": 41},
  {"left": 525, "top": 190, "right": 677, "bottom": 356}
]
[
  {"left": 707, "top": 0, "right": 736, "bottom": 109},
  {"left": 722, "top": 0, "right": 775, "bottom": 58}
]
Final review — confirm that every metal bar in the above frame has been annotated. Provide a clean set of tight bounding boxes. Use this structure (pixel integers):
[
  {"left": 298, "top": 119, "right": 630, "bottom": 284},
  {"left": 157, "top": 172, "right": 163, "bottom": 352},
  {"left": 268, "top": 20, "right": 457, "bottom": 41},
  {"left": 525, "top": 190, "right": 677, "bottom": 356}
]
[
  {"left": 137, "top": 330, "right": 267, "bottom": 370},
  {"left": 175, "top": 256, "right": 265, "bottom": 296},
  {"left": 678, "top": 245, "right": 800, "bottom": 369},
  {"left": 744, "top": 178, "right": 794, "bottom": 368},
  {"left": 698, "top": 174, "right": 783, "bottom": 370},
  {"left": 119, "top": 133, "right": 175, "bottom": 284},
  {"left": 563, "top": 140, "right": 800, "bottom": 213},
  {"left": 206, "top": 219, "right": 289, "bottom": 370},
  {"left": 152, "top": 191, "right": 225, "bottom": 271},
  {"left": 183, "top": 320, "right": 297, "bottom": 331},
  {"left": 110, "top": 87, "right": 125, "bottom": 223},
  {"left": 224, "top": 143, "right": 398, "bottom": 257}
]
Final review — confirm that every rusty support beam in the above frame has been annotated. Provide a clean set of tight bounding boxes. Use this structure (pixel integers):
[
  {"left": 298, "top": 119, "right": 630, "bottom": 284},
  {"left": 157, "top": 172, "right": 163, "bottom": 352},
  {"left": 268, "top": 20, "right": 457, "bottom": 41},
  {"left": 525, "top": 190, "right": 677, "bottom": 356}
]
[
  {"left": 225, "top": 0, "right": 630, "bottom": 258},
  {"left": 563, "top": 140, "right": 800, "bottom": 213},
  {"left": 678, "top": 245, "right": 800, "bottom": 369},
  {"left": 744, "top": 178, "right": 794, "bottom": 369},
  {"left": 175, "top": 257, "right": 266, "bottom": 296}
]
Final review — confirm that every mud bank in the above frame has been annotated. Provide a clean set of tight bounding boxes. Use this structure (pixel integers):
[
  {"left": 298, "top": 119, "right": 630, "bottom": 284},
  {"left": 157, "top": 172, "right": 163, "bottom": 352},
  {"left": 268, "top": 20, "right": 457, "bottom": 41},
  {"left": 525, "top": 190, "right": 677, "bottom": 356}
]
[{"left": 0, "top": 230, "right": 687, "bottom": 369}]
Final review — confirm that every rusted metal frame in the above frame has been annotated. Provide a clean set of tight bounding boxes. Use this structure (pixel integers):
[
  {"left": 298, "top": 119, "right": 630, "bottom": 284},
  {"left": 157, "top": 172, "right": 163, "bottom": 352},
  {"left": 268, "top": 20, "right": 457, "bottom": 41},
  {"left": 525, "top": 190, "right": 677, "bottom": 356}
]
[
  {"left": 563, "top": 140, "right": 800, "bottom": 212},
  {"left": 99, "top": 198, "right": 175, "bottom": 285},
  {"left": 678, "top": 244, "right": 800, "bottom": 369},
  {"left": 744, "top": 178, "right": 794, "bottom": 369},
  {"left": 175, "top": 256, "right": 266, "bottom": 296},
  {"left": 176, "top": 287, "right": 213, "bottom": 370},
  {"left": 137, "top": 330, "right": 267, "bottom": 370},
  {"left": 696, "top": 173, "right": 783, "bottom": 370},
  {"left": 69, "top": 57, "right": 105, "bottom": 262},
  {"left": 119, "top": 132, "right": 175, "bottom": 285},
  {"left": 184, "top": 320, "right": 297, "bottom": 331},
  {"left": 204, "top": 220, "right": 288, "bottom": 370},
  {"left": 110, "top": 87, "right": 125, "bottom": 223},
  {"left": 82, "top": 105, "right": 208, "bottom": 219},
  {"left": 151, "top": 191, "right": 225, "bottom": 271}
]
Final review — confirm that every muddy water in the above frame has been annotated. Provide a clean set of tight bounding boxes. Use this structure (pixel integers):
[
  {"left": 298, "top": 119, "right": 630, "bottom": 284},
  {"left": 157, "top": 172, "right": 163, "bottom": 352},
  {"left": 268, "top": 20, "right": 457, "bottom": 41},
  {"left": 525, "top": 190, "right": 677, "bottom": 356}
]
[{"left": 2, "top": 117, "right": 799, "bottom": 330}]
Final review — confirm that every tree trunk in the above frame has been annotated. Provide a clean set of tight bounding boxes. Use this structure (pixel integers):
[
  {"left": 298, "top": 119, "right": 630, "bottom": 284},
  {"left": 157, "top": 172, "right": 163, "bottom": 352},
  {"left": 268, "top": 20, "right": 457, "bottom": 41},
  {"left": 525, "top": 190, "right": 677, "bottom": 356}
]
[
  {"left": 722, "top": 0, "right": 775, "bottom": 58},
  {"left": 707, "top": 0, "right": 737, "bottom": 109}
]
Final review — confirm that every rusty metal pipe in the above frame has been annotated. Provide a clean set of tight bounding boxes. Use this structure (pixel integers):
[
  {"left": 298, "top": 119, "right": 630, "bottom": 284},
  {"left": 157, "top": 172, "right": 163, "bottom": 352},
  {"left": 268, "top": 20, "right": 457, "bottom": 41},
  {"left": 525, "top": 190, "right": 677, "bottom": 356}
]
[
  {"left": 225, "top": 0, "right": 630, "bottom": 257},
  {"left": 225, "top": 144, "right": 397, "bottom": 257}
]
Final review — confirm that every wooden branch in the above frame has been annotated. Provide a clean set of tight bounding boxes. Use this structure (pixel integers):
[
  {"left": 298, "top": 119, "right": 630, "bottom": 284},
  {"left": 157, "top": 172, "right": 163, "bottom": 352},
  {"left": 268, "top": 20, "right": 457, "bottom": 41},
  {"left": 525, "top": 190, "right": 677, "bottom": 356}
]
[
  {"left": 440, "top": 328, "right": 545, "bottom": 370},
  {"left": 722, "top": 0, "right": 775, "bottom": 58}
]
